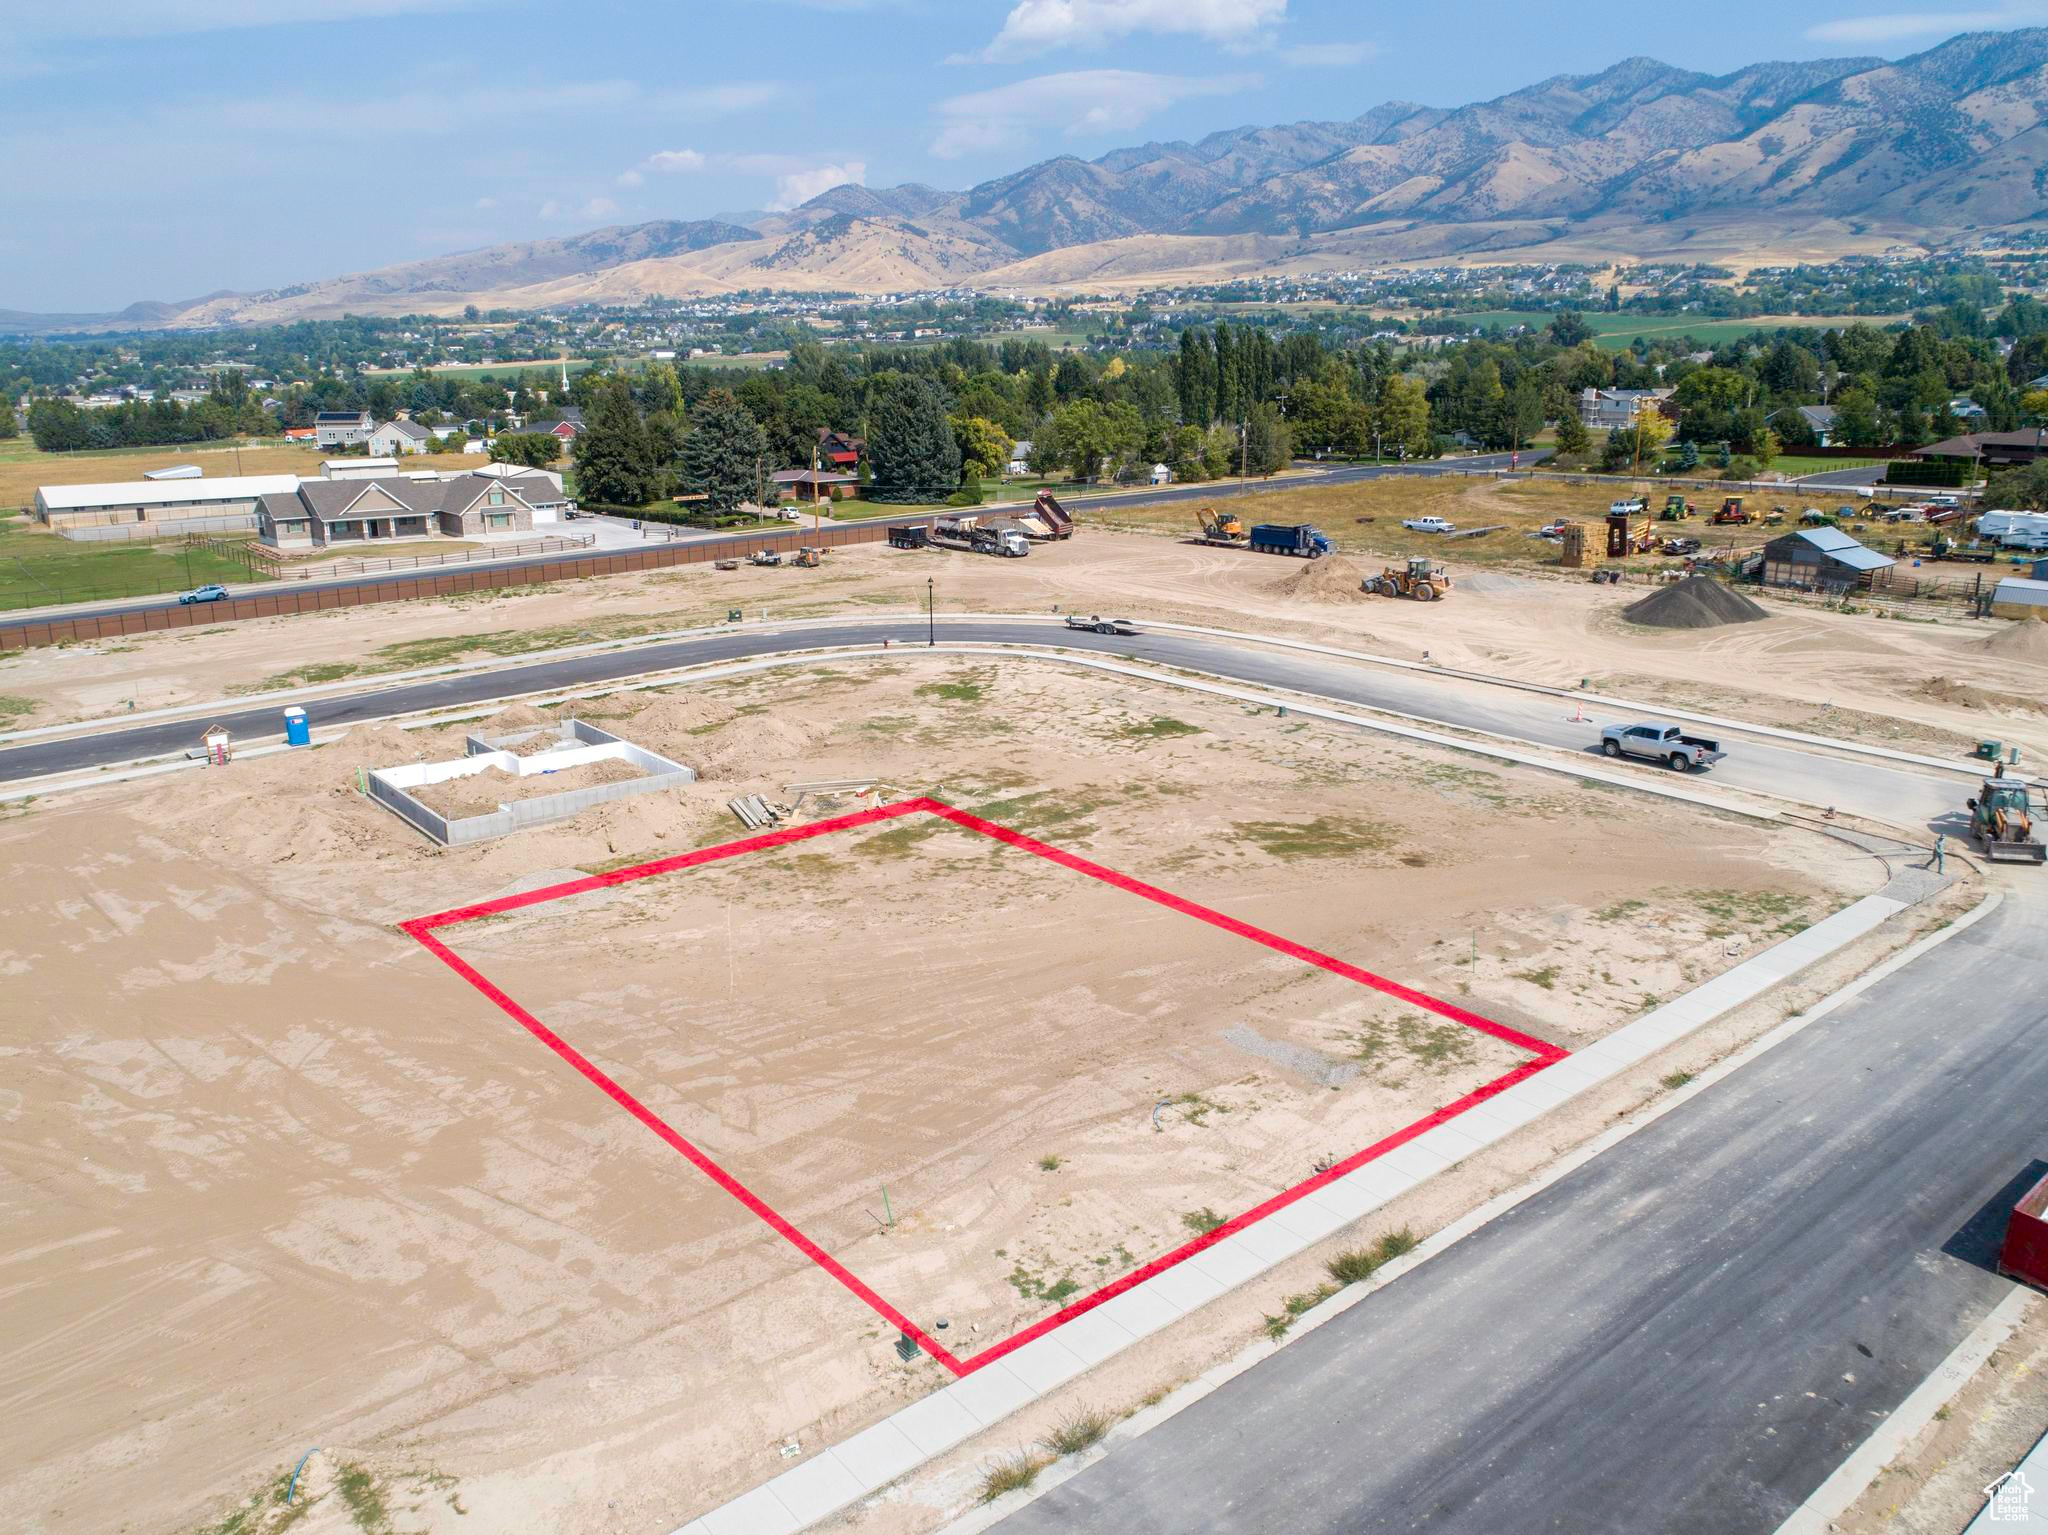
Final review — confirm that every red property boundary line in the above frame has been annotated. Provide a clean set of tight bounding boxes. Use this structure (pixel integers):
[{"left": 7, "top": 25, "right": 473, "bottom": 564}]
[{"left": 402, "top": 797, "right": 1566, "bottom": 1378}]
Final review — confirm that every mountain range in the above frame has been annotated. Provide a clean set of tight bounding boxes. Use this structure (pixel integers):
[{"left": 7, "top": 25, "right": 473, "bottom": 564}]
[{"left": 23, "top": 30, "right": 2048, "bottom": 331}]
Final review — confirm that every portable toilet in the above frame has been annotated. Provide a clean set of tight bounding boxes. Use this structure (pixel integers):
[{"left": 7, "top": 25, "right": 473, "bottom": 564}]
[{"left": 283, "top": 706, "right": 310, "bottom": 747}]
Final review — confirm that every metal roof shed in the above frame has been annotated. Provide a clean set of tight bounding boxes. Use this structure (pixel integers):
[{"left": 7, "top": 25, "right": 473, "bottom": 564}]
[
  {"left": 1990, "top": 577, "right": 2048, "bottom": 620},
  {"left": 1761, "top": 527, "right": 1896, "bottom": 589}
]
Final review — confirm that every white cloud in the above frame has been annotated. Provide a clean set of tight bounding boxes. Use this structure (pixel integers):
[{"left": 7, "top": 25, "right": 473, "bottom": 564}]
[
  {"left": 580, "top": 196, "right": 621, "bottom": 221},
  {"left": 930, "top": 69, "right": 1257, "bottom": 158},
  {"left": 616, "top": 169, "right": 644, "bottom": 187},
  {"left": 1278, "top": 40, "right": 1376, "bottom": 66},
  {"left": 767, "top": 161, "right": 867, "bottom": 209},
  {"left": 646, "top": 148, "right": 709, "bottom": 172},
  {"left": 984, "top": 0, "right": 1287, "bottom": 59},
  {"left": 1803, "top": 5, "right": 2041, "bottom": 40}
]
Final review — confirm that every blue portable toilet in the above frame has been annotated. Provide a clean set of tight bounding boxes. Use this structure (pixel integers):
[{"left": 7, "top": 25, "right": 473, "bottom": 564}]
[{"left": 283, "top": 706, "right": 310, "bottom": 747}]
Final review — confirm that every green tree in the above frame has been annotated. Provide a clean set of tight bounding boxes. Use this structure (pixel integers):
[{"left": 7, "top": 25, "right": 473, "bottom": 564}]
[
  {"left": 1832, "top": 388, "right": 1881, "bottom": 446},
  {"left": 1553, "top": 407, "right": 1589, "bottom": 458},
  {"left": 1242, "top": 403, "right": 1290, "bottom": 476},
  {"left": 574, "top": 376, "right": 659, "bottom": 507},
  {"left": 1041, "top": 398, "right": 1142, "bottom": 482},
  {"left": 1547, "top": 311, "right": 1595, "bottom": 347},
  {"left": 638, "top": 361, "right": 684, "bottom": 417},
  {"left": 1984, "top": 461, "right": 2048, "bottom": 510},
  {"left": 1371, "top": 374, "right": 1433, "bottom": 459},
  {"left": 679, "top": 388, "right": 767, "bottom": 515},
  {"left": 950, "top": 414, "right": 1013, "bottom": 479},
  {"left": 489, "top": 431, "right": 560, "bottom": 468},
  {"left": 866, "top": 375, "right": 961, "bottom": 502}
]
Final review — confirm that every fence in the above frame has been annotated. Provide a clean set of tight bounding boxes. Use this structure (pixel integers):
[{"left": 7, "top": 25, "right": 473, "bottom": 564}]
[
  {"left": 59, "top": 513, "right": 260, "bottom": 543},
  {"left": 0, "top": 517, "right": 918, "bottom": 651}
]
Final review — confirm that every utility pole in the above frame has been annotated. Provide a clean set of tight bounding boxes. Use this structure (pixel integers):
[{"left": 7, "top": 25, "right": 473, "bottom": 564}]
[{"left": 926, "top": 577, "right": 934, "bottom": 648}]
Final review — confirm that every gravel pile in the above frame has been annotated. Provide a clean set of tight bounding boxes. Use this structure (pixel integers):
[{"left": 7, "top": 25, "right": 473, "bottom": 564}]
[{"left": 1622, "top": 576, "right": 1769, "bottom": 629}]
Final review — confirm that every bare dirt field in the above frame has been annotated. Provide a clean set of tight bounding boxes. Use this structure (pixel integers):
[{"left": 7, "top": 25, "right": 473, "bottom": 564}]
[
  {"left": 1, "top": 656, "right": 1882, "bottom": 1535},
  {"left": 4, "top": 506, "right": 2044, "bottom": 762}
]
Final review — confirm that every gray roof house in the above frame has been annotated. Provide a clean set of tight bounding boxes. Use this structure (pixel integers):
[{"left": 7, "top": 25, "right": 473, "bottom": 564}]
[
  {"left": 1771, "top": 404, "right": 1838, "bottom": 446},
  {"left": 1761, "top": 526, "right": 1895, "bottom": 591},
  {"left": 258, "top": 474, "right": 540, "bottom": 549},
  {"left": 367, "top": 418, "right": 435, "bottom": 456}
]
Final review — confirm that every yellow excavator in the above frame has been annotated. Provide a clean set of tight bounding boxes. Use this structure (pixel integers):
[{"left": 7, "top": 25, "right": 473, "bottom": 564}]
[
  {"left": 1362, "top": 555, "right": 1452, "bottom": 601},
  {"left": 1196, "top": 507, "right": 1248, "bottom": 546},
  {"left": 1968, "top": 766, "right": 2045, "bottom": 864}
]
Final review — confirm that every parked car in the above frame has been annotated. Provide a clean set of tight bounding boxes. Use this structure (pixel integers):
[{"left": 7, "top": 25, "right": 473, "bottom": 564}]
[
  {"left": 1402, "top": 516, "right": 1456, "bottom": 534},
  {"left": 1599, "top": 722, "right": 1727, "bottom": 772},
  {"left": 1537, "top": 519, "right": 1571, "bottom": 539},
  {"left": 177, "top": 583, "right": 230, "bottom": 605}
]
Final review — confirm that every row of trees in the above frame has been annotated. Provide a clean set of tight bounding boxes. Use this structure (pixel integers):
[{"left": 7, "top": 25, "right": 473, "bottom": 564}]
[{"left": 26, "top": 371, "right": 273, "bottom": 451}]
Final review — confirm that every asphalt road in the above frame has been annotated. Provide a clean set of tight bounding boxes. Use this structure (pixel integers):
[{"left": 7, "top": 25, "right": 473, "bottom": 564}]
[
  {"left": 1791, "top": 465, "right": 1891, "bottom": 491},
  {"left": 997, "top": 890, "right": 2045, "bottom": 1535},
  {"left": 0, "top": 453, "right": 1531, "bottom": 639},
  {"left": 0, "top": 617, "right": 1967, "bottom": 834}
]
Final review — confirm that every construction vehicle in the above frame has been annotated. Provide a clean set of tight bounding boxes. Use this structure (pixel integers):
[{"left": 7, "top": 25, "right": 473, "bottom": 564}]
[
  {"left": 1967, "top": 765, "right": 2045, "bottom": 864},
  {"left": 887, "top": 525, "right": 931, "bottom": 550},
  {"left": 1659, "top": 495, "right": 1693, "bottom": 521},
  {"left": 1249, "top": 523, "right": 1333, "bottom": 558},
  {"left": 1030, "top": 490, "right": 1076, "bottom": 540},
  {"left": 931, "top": 516, "right": 1028, "bottom": 557},
  {"left": 1362, "top": 556, "right": 1452, "bottom": 600},
  {"left": 1194, "top": 506, "right": 1250, "bottom": 546},
  {"left": 792, "top": 546, "right": 824, "bottom": 567},
  {"left": 1711, "top": 496, "right": 1750, "bottom": 526},
  {"left": 748, "top": 549, "right": 783, "bottom": 567}
]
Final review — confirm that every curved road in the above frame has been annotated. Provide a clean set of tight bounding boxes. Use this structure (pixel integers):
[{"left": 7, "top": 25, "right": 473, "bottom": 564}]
[
  {"left": 0, "top": 453, "right": 1531, "bottom": 642},
  {"left": 0, "top": 617, "right": 1965, "bottom": 833}
]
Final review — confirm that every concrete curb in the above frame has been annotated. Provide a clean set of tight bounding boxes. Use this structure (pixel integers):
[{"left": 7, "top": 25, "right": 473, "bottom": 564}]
[
  {"left": 1776, "top": 1286, "right": 2039, "bottom": 1535},
  {"left": 666, "top": 880, "right": 1964, "bottom": 1535}
]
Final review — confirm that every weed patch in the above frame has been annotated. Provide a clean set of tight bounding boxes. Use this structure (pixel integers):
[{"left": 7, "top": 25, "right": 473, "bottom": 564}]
[
  {"left": 1043, "top": 1408, "right": 1114, "bottom": 1457},
  {"left": 1181, "top": 1207, "right": 1226, "bottom": 1235},
  {"left": 1230, "top": 814, "right": 1395, "bottom": 859},
  {"left": 978, "top": 1452, "right": 1051, "bottom": 1503}
]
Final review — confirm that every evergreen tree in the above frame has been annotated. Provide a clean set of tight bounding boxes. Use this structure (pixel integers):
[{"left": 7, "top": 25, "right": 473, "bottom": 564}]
[
  {"left": 1553, "top": 407, "right": 1589, "bottom": 458},
  {"left": 1242, "top": 402, "right": 1290, "bottom": 476},
  {"left": 1213, "top": 322, "right": 1237, "bottom": 425},
  {"left": 865, "top": 375, "right": 961, "bottom": 503},
  {"left": 679, "top": 388, "right": 766, "bottom": 515},
  {"left": 574, "top": 375, "right": 659, "bottom": 507},
  {"left": 1176, "top": 328, "right": 1213, "bottom": 426}
]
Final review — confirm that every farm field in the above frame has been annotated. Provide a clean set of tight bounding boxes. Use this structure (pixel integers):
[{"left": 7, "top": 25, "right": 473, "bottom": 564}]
[
  {"left": 0, "top": 659, "right": 1877, "bottom": 1535},
  {"left": 1442, "top": 310, "right": 1877, "bottom": 349}
]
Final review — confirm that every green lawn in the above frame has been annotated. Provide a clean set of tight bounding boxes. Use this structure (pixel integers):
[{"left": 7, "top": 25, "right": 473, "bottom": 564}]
[
  {"left": 1438, "top": 310, "right": 1875, "bottom": 351},
  {"left": 1769, "top": 455, "right": 1883, "bottom": 478},
  {"left": 0, "top": 518, "right": 250, "bottom": 610}
]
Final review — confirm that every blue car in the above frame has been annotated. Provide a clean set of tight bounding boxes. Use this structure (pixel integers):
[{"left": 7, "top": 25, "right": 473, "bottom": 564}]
[{"left": 178, "top": 583, "right": 231, "bottom": 605}]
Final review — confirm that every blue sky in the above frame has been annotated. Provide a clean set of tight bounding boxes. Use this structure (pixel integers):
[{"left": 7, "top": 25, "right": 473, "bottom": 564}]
[{"left": 2, "top": 0, "right": 2041, "bottom": 312}]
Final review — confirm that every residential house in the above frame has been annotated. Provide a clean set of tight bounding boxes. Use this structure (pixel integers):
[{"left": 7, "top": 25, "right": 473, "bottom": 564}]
[
  {"left": 314, "top": 409, "right": 374, "bottom": 449},
  {"left": 1947, "top": 397, "right": 1988, "bottom": 422},
  {"left": 1915, "top": 432, "right": 2047, "bottom": 467},
  {"left": 1150, "top": 463, "right": 1172, "bottom": 485},
  {"left": 1007, "top": 440, "right": 1033, "bottom": 476},
  {"left": 768, "top": 468, "right": 858, "bottom": 502},
  {"left": 1770, "top": 404, "right": 1838, "bottom": 447},
  {"left": 1577, "top": 387, "right": 1675, "bottom": 431},
  {"left": 817, "top": 428, "right": 865, "bottom": 471},
  {"left": 367, "top": 418, "right": 434, "bottom": 457},
  {"left": 323, "top": 457, "right": 403, "bottom": 481},
  {"left": 257, "top": 474, "right": 541, "bottom": 550},
  {"left": 1760, "top": 527, "right": 1895, "bottom": 591},
  {"left": 524, "top": 405, "right": 585, "bottom": 443}
]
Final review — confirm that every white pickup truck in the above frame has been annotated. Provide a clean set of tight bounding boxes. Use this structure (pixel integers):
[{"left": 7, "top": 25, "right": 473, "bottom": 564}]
[
  {"left": 1402, "top": 515, "right": 1455, "bottom": 534},
  {"left": 1599, "top": 721, "right": 1727, "bottom": 772}
]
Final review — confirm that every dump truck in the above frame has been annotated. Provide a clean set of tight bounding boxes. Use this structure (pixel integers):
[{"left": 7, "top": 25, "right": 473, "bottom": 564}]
[
  {"left": 1711, "top": 496, "right": 1750, "bottom": 525},
  {"left": 1968, "top": 766, "right": 2045, "bottom": 864},
  {"left": 888, "top": 525, "right": 931, "bottom": 550},
  {"left": 1362, "top": 556, "right": 1452, "bottom": 600},
  {"left": 1249, "top": 523, "right": 1333, "bottom": 558},
  {"left": 1031, "top": 490, "right": 1076, "bottom": 539},
  {"left": 1194, "top": 507, "right": 1250, "bottom": 546},
  {"left": 932, "top": 516, "right": 1029, "bottom": 557},
  {"left": 1600, "top": 722, "right": 1726, "bottom": 772}
]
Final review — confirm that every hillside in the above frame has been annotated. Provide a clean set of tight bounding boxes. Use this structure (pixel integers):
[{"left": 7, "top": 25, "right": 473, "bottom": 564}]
[{"left": 27, "top": 31, "right": 2048, "bottom": 328}]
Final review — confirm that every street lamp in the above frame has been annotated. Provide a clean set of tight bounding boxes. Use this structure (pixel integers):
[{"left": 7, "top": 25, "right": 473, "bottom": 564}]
[{"left": 926, "top": 576, "right": 934, "bottom": 648}]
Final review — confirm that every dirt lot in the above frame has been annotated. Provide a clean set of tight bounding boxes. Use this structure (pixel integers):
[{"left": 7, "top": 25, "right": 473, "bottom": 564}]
[
  {"left": 1, "top": 658, "right": 1880, "bottom": 1535},
  {"left": 3, "top": 504, "right": 2044, "bottom": 762}
]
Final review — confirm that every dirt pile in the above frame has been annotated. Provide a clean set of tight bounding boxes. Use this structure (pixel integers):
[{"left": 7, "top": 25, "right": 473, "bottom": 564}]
[
  {"left": 1983, "top": 618, "right": 2048, "bottom": 661},
  {"left": 1274, "top": 553, "right": 1373, "bottom": 603},
  {"left": 1622, "top": 576, "right": 1769, "bottom": 629}
]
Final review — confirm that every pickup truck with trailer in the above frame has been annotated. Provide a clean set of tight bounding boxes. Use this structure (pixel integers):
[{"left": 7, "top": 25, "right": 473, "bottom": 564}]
[
  {"left": 1599, "top": 722, "right": 1727, "bottom": 772},
  {"left": 1249, "top": 523, "right": 1333, "bottom": 558}
]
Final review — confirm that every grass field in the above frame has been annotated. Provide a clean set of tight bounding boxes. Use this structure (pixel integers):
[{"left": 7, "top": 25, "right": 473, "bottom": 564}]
[
  {"left": 1442, "top": 310, "right": 1878, "bottom": 350},
  {"left": 0, "top": 516, "right": 250, "bottom": 610}
]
